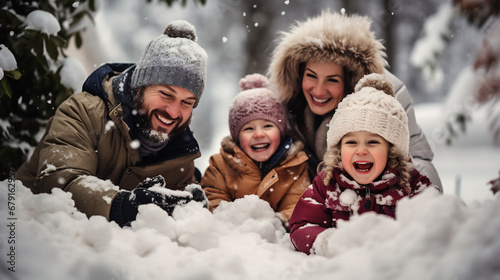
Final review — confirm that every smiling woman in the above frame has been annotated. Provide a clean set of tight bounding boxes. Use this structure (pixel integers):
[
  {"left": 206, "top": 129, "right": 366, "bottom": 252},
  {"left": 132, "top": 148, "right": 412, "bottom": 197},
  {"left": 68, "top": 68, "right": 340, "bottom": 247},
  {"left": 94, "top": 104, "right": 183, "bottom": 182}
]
[
  {"left": 288, "top": 73, "right": 438, "bottom": 255},
  {"left": 267, "top": 11, "right": 442, "bottom": 189},
  {"left": 301, "top": 62, "right": 345, "bottom": 116}
]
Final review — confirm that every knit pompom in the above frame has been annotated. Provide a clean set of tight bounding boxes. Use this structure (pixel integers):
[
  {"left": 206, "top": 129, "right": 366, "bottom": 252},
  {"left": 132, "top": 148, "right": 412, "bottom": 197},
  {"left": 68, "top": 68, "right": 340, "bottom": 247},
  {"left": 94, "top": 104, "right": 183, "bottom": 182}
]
[
  {"left": 164, "top": 20, "right": 197, "bottom": 41},
  {"left": 354, "top": 73, "right": 394, "bottom": 97},
  {"left": 239, "top": 73, "right": 269, "bottom": 91}
]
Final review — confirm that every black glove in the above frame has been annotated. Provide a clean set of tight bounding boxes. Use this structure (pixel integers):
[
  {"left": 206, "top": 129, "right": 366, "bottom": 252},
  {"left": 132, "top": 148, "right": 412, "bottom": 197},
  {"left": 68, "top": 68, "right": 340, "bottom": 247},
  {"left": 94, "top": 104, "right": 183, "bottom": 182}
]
[
  {"left": 184, "top": 184, "right": 209, "bottom": 209},
  {"left": 110, "top": 175, "right": 193, "bottom": 227},
  {"left": 136, "top": 174, "right": 166, "bottom": 189}
]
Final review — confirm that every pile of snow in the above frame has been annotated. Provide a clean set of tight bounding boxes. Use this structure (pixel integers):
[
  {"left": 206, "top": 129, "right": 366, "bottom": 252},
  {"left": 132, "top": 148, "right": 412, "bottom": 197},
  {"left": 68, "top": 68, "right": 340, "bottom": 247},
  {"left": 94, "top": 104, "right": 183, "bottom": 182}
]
[{"left": 1, "top": 179, "right": 499, "bottom": 280}]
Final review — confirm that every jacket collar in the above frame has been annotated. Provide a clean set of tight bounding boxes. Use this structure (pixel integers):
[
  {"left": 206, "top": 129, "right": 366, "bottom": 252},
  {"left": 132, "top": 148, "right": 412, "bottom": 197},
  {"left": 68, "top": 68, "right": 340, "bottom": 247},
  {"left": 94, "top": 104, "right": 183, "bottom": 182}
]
[
  {"left": 82, "top": 63, "right": 134, "bottom": 105},
  {"left": 258, "top": 137, "right": 293, "bottom": 176},
  {"left": 110, "top": 64, "right": 139, "bottom": 139},
  {"left": 221, "top": 136, "right": 306, "bottom": 178},
  {"left": 333, "top": 166, "right": 401, "bottom": 191}
]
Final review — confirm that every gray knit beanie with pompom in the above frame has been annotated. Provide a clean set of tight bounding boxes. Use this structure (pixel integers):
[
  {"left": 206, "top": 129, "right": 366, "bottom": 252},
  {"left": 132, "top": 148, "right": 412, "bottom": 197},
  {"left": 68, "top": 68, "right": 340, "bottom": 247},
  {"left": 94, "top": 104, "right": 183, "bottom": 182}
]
[
  {"left": 326, "top": 73, "right": 409, "bottom": 158},
  {"left": 131, "top": 20, "right": 207, "bottom": 107},
  {"left": 229, "top": 73, "right": 286, "bottom": 142}
]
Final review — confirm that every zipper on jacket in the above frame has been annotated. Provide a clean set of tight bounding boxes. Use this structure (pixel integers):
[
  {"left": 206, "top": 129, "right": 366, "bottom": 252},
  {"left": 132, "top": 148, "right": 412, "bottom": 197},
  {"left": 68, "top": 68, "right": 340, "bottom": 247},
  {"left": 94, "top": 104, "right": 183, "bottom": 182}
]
[{"left": 364, "top": 186, "right": 372, "bottom": 210}]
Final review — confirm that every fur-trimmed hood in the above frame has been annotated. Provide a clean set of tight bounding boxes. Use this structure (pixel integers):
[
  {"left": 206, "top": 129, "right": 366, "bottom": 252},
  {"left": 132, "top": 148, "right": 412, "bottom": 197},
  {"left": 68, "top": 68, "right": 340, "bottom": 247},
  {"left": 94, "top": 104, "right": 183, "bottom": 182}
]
[{"left": 267, "top": 11, "right": 388, "bottom": 103}]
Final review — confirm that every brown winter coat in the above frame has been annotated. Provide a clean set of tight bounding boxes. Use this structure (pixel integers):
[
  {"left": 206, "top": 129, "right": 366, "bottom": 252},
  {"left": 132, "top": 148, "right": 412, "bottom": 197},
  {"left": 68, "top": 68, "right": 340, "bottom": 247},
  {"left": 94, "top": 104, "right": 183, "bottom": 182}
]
[
  {"left": 200, "top": 136, "right": 310, "bottom": 222},
  {"left": 16, "top": 72, "right": 200, "bottom": 220}
]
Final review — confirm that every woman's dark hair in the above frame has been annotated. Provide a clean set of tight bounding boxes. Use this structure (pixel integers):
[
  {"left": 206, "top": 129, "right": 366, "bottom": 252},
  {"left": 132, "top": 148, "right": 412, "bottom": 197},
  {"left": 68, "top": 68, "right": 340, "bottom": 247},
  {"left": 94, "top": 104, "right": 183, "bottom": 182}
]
[{"left": 285, "top": 62, "right": 308, "bottom": 126}]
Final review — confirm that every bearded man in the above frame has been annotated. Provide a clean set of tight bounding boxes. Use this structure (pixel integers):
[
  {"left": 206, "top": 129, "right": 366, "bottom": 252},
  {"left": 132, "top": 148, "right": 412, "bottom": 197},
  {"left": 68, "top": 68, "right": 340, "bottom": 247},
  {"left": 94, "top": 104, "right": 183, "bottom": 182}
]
[{"left": 16, "top": 20, "right": 208, "bottom": 227}]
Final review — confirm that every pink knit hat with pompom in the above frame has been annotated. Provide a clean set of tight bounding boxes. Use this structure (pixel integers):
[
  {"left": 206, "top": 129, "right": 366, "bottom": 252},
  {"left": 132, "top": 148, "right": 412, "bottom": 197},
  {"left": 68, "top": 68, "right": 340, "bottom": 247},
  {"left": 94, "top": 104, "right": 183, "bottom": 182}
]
[{"left": 229, "top": 73, "right": 286, "bottom": 142}]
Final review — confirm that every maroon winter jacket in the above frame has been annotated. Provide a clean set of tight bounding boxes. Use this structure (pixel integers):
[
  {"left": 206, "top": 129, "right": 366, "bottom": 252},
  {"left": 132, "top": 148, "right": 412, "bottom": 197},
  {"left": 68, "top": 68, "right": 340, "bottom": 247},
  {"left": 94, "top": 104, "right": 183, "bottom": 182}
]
[{"left": 289, "top": 166, "right": 436, "bottom": 254}]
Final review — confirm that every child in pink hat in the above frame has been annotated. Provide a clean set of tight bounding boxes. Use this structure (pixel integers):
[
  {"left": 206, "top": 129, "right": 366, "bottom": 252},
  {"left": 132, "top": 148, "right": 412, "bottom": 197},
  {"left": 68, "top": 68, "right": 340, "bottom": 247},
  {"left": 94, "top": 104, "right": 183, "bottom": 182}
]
[{"left": 200, "top": 74, "right": 311, "bottom": 229}]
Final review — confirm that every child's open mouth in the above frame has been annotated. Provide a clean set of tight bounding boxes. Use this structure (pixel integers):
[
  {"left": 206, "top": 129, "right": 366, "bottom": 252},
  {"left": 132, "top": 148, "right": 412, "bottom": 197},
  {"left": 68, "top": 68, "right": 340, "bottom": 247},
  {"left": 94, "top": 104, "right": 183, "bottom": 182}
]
[
  {"left": 251, "top": 143, "right": 270, "bottom": 151},
  {"left": 354, "top": 161, "right": 373, "bottom": 172}
]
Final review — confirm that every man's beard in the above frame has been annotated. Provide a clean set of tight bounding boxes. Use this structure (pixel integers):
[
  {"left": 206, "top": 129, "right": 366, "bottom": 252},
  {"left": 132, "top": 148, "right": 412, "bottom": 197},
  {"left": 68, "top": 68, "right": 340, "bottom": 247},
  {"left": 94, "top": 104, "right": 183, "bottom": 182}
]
[{"left": 134, "top": 90, "right": 192, "bottom": 143}]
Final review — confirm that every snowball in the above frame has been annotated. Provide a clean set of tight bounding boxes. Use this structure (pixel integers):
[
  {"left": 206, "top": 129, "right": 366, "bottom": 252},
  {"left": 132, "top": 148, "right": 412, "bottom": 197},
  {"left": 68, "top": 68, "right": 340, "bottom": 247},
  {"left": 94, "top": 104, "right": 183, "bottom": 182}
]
[{"left": 25, "top": 10, "right": 61, "bottom": 35}]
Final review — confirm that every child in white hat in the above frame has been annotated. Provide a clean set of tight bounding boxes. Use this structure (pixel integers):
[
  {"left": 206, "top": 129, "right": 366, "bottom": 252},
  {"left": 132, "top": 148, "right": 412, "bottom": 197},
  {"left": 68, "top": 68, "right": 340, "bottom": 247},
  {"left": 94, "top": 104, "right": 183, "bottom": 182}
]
[
  {"left": 289, "top": 73, "right": 438, "bottom": 254},
  {"left": 201, "top": 74, "right": 311, "bottom": 229}
]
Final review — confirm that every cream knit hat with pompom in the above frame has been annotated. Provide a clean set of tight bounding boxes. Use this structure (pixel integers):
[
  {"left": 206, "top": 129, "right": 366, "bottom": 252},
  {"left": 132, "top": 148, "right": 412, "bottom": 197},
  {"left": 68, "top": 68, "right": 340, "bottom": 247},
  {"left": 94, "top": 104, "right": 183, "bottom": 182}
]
[{"left": 326, "top": 73, "right": 409, "bottom": 157}]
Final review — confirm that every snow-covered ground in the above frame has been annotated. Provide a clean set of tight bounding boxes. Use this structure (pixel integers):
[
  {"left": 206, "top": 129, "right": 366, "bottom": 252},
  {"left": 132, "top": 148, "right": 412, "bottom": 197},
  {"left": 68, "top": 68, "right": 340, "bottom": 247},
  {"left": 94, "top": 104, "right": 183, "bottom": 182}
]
[{"left": 1, "top": 103, "right": 499, "bottom": 280}]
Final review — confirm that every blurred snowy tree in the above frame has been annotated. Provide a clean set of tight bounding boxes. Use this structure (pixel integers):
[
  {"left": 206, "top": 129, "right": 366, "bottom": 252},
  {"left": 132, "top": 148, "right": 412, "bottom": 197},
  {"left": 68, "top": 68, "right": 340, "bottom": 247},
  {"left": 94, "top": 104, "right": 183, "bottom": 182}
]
[
  {"left": 456, "top": 0, "right": 500, "bottom": 194},
  {"left": 456, "top": 0, "right": 500, "bottom": 143},
  {"left": 411, "top": 0, "right": 500, "bottom": 193},
  {"left": 0, "top": 0, "right": 205, "bottom": 180},
  {"left": 411, "top": 0, "right": 500, "bottom": 146},
  {"left": 0, "top": 1, "right": 98, "bottom": 179}
]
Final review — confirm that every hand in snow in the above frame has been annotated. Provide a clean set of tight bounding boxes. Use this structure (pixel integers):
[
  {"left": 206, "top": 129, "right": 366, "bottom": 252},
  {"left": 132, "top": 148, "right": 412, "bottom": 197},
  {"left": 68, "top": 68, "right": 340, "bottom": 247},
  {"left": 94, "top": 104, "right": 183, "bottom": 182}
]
[
  {"left": 311, "top": 228, "right": 337, "bottom": 257},
  {"left": 136, "top": 175, "right": 166, "bottom": 189},
  {"left": 110, "top": 175, "right": 197, "bottom": 227},
  {"left": 184, "top": 184, "right": 209, "bottom": 209},
  {"left": 275, "top": 212, "right": 289, "bottom": 231}
]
